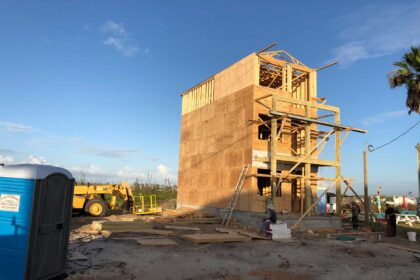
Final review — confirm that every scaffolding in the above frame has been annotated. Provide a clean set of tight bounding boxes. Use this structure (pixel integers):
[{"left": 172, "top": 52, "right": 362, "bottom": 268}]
[{"left": 251, "top": 45, "right": 367, "bottom": 216}]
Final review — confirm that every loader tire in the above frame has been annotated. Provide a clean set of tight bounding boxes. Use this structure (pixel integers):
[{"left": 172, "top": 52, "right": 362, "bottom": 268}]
[{"left": 85, "top": 198, "right": 108, "bottom": 217}]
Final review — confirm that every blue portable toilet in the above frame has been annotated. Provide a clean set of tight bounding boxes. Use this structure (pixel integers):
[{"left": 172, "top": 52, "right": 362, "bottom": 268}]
[{"left": 0, "top": 164, "right": 74, "bottom": 280}]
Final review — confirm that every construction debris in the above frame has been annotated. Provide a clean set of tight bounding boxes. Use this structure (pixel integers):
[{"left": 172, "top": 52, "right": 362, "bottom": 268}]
[{"left": 101, "top": 230, "right": 112, "bottom": 239}]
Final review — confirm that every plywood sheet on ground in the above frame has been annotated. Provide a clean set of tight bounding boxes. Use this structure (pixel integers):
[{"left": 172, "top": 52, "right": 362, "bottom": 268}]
[
  {"left": 98, "top": 221, "right": 154, "bottom": 231},
  {"left": 215, "top": 228, "right": 269, "bottom": 240},
  {"left": 165, "top": 226, "right": 200, "bottom": 231},
  {"left": 181, "top": 233, "right": 251, "bottom": 243},
  {"left": 137, "top": 238, "right": 178, "bottom": 246}
]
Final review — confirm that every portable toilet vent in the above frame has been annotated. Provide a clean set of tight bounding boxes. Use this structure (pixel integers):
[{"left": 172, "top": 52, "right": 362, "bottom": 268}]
[{"left": 0, "top": 164, "right": 74, "bottom": 280}]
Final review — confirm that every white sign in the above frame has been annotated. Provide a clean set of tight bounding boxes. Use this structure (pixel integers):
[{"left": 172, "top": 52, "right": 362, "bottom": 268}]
[{"left": 0, "top": 194, "right": 21, "bottom": 212}]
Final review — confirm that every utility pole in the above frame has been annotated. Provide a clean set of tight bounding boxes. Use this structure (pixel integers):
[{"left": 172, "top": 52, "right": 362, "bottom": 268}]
[
  {"left": 416, "top": 143, "right": 420, "bottom": 198},
  {"left": 363, "top": 143, "right": 369, "bottom": 223}
]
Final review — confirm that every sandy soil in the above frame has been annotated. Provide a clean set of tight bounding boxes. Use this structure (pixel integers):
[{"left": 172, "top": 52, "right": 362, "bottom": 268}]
[{"left": 66, "top": 216, "right": 420, "bottom": 280}]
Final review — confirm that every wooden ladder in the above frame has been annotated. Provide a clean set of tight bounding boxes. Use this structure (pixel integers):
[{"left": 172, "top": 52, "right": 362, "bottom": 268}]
[{"left": 221, "top": 164, "right": 250, "bottom": 226}]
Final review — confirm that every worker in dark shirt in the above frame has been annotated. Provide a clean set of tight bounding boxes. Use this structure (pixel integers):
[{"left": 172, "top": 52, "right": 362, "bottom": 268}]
[
  {"left": 351, "top": 202, "right": 360, "bottom": 230},
  {"left": 261, "top": 203, "right": 277, "bottom": 234},
  {"left": 385, "top": 204, "right": 397, "bottom": 237}
]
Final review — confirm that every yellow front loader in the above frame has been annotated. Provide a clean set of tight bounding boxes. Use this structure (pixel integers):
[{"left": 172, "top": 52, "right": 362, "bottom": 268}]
[{"left": 73, "top": 182, "right": 162, "bottom": 217}]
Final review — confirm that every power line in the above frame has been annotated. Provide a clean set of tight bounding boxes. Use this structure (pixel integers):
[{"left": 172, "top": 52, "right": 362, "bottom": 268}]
[{"left": 368, "top": 120, "right": 420, "bottom": 152}]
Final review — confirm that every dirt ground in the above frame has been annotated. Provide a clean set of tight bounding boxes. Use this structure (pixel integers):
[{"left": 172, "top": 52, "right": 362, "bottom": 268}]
[{"left": 66, "top": 215, "right": 420, "bottom": 280}]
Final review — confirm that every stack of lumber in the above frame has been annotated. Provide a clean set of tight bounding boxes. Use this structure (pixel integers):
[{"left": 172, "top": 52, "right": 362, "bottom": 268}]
[
  {"left": 164, "top": 208, "right": 214, "bottom": 218},
  {"left": 163, "top": 208, "right": 221, "bottom": 224}
]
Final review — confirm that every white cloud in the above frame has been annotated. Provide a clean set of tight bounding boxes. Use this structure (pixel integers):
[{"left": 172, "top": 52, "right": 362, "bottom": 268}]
[
  {"left": 0, "top": 122, "right": 33, "bottom": 132},
  {"left": 117, "top": 166, "right": 146, "bottom": 179},
  {"left": 101, "top": 20, "right": 128, "bottom": 37},
  {"left": 104, "top": 37, "right": 139, "bottom": 57},
  {"left": 331, "top": 3, "right": 420, "bottom": 66},
  {"left": 25, "top": 155, "right": 47, "bottom": 164},
  {"left": 0, "top": 155, "right": 13, "bottom": 164},
  {"left": 156, "top": 164, "right": 176, "bottom": 183},
  {"left": 157, "top": 164, "right": 169, "bottom": 177},
  {"left": 71, "top": 165, "right": 107, "bottom": 176},
  {"left": 70, "top": 165, "right": 111, "bottom": 183},
  {"left": 362, "top": 110, "right": 407, "bottom": 126},
  {"left": 331, "top": 42, "right": 370, "bottom": 67},
  {"left": 101, "top": 20, "right": 141, "bottom": 57}
]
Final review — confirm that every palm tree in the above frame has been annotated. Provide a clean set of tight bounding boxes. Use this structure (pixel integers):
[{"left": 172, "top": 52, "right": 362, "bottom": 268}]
[{"left": 388, "top": 46, "right": 420, "bottom": 114}]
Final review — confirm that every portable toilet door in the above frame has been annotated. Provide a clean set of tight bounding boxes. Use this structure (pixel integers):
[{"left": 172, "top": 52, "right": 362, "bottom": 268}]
[{"left": 0, "top": 164, "right": 74, "bottom": 280}]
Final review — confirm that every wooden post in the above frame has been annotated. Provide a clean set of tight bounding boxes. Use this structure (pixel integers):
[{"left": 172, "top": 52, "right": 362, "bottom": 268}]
[
  {"left": 304, "top": 123, "right": 312, "bottom": 215},
  {"left": 271, "top": 117, "right": 277, "bottom": 202},
  {"left": 334, "top": 111, "right": 342, "bottom": 216},
  {"left": 304, "top": 70, "right": 315, "bottom": 215},
  {"left": 416, "top": 143, "right": 420, "bottom": 198},
  {"left": 363, "top": 143, "right": 369, "bottom": 223}
]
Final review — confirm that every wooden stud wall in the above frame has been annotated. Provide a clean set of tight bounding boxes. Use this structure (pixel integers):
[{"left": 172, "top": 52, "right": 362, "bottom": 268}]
[{"left": 181, "top": 78, "right": 215, "bottom": 115}]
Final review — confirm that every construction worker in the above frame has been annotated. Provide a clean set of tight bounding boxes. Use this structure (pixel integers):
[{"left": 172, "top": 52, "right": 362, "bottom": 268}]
[
  {"left": 260, "top": 203, "right": 277, "bottom": 234},
  {"left": 351, "top": 202, "right": 360, "bottom": 230},
  {"left": 385, "top": 204, "right": 397, "bottom": 236}
]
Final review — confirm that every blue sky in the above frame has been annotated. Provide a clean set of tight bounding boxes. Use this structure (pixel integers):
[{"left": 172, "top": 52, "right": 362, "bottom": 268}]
[{"left": 0, "top": 1, "right": 419, "bottom": 194}]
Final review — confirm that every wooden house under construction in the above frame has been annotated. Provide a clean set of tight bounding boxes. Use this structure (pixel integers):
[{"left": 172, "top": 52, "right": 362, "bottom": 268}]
[{"left": 177, "top": 46, "right": 366, "bottom": 214}]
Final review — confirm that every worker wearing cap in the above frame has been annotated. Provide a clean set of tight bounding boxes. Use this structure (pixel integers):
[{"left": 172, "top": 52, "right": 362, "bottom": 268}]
[{"left": 260, "top": 203, "right": 277, "bottom": 234}]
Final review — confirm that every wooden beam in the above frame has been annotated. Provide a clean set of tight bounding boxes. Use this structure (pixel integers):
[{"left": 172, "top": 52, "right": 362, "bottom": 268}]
[
  {"left": 277, "top": 118, "right": 286, "bottom": 142},
  {"left": 257, "top": 42, "right": 277, "bottom": 54},
  {"left": 268, "top": 90, "right": 340, "bottom": 113},
  {"left": 269, "top": 110, "right": 367, "bottom": 133},
  {"left": 258, "top": 54, "right": 313, "bottom": 73},
  {"left": 254, "top": 93, "right": 272, "bottom": 101},
  {"left": 316, "top": 61, "right": 338, "bottom": 71},
  {"left": 256, "top": 154, "right": 339, "bottom": 167},
  {"left": 339, "top": 129, "right": 350, "bottom": 146},
  {"left": 315, "top": 114, "right": 335, "bottom": 120}
]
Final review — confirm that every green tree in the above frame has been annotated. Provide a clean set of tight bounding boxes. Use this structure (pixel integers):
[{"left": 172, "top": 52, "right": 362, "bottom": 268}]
[{"left": 388, "top": 46, "right": 420, "bottom": 114}]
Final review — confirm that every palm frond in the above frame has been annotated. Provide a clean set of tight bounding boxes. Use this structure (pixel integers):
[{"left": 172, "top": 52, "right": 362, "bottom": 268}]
[{"left": 390, "top": 45, "right": 420, "bottom": 114}]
